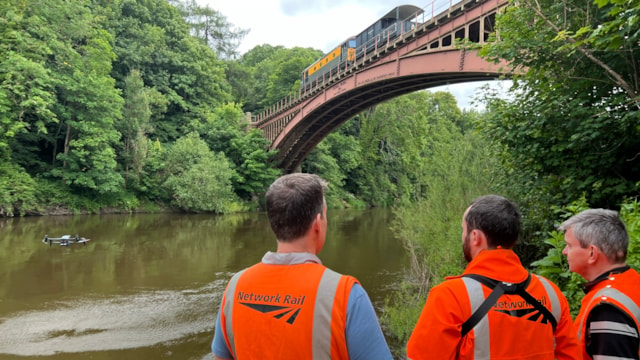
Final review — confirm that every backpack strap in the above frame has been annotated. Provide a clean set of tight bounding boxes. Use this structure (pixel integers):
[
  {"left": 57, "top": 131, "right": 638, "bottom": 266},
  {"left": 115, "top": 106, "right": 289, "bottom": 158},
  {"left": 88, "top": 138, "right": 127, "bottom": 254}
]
[{"left": 460, "top": 273, "right": 557, "bottom": 337}]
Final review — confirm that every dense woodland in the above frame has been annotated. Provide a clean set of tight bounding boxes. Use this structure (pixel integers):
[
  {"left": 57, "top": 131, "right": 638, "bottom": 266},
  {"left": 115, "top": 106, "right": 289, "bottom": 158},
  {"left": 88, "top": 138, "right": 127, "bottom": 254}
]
[
  {"left": 0, "top": 0, "right": 479, "bottom": 216},
  {"left": 1, "top": 0, "right": 640, "bottom": 355}
]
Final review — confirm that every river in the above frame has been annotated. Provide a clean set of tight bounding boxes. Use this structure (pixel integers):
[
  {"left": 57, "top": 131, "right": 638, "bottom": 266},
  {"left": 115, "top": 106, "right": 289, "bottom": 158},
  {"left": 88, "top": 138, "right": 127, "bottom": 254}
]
[{"left": 0, "top": 208, "right": 407, "bottom": 359}]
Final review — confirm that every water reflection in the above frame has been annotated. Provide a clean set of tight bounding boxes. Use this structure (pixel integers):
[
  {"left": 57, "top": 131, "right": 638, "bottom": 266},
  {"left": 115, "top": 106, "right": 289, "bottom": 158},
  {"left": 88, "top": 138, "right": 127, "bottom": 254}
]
[
  {"left": 0, "top": 209, "right": 406, "bottom": 359},
  {"left": 0, "top": 281, "right": 224, "bottom": 356}
]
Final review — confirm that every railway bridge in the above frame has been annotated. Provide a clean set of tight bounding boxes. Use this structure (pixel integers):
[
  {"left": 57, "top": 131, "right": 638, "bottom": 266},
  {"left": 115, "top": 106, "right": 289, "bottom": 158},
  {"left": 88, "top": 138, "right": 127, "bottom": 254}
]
[{"left": 250, "top": 0, "right": 512, "bottom": 173}]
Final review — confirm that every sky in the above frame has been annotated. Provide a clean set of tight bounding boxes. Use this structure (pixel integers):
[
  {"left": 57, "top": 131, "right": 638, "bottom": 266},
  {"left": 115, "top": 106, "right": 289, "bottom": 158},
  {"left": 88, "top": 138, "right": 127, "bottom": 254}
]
[{"left": 203, "top": 0, "right": 511, "bottom": 110}]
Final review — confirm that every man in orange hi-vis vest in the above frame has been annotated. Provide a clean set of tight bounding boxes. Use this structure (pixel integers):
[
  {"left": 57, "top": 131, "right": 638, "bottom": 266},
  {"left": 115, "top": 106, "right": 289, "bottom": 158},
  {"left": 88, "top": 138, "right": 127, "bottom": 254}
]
[
  {"left": 406, "top": 195, "right": 582, "bottom": 360},
  {"left": 211, "top": 173, "right": 393, "bottom": 360},
  {"left": 560, "top": 209, "right": 640, "bottom": 360}
]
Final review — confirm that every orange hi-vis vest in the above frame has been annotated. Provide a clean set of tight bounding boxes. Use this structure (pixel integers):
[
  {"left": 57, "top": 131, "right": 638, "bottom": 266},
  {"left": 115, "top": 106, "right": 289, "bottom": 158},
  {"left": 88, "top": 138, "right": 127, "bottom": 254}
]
[
  {"left": 219, "top": 262, "right": 358, "bottom": 360},
  {"left": 459, "top": 273, "right": 561, "bottom": 358},
  {"left": 406, "top": 249, "right": 582, "bottom": 360},
  {"left": 575, "top": 268, "right": 640, "bottom": 360}
]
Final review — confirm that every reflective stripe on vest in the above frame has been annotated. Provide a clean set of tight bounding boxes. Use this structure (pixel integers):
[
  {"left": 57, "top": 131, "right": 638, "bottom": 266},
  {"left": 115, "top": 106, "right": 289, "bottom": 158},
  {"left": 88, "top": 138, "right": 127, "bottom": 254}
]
[
  {"left": 222, "top": 267, "right": 343, "bottom": 360},
  {"left": 313, "top": 268, "right": 342, "bottom": 360},
  {"left": 462, "top": 275, "right": 561, "bottom": 359},
  {"left": 223, "top": 269, "right": 245, "bottom": 359},
  {"left": 535, "top": 275, "right": 562, "bottom": 322},
  {"left": 577, "top": 287, "right": 640, "bottom": 340},
  {"left": 462, "top": 277, "right": 491, "bottom": 359}
]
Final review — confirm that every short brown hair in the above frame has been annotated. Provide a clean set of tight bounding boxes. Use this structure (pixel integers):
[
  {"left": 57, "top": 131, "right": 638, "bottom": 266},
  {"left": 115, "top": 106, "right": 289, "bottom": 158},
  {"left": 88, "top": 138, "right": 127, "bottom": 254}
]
[
  {"left": 265, "top": 173, "right": 327, "bottom": 242},
  {"left": 465, "top": 195, "right": 521, "bottom": 248}
]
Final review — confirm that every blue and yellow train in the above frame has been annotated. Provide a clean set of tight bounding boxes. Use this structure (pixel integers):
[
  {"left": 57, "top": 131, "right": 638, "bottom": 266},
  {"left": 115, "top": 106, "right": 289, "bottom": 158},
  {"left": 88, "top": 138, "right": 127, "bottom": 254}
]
[{"left": 301, "top": 5, "right": 422, "bottom": 92}]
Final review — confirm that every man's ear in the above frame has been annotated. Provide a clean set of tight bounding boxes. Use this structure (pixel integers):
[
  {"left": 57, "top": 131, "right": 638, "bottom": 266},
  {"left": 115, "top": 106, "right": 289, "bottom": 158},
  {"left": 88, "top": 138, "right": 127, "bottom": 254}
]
[
  {"left": 470, "top": 229, "right": 486, "bottom": 247},
  {"left": 588, "top": 244, "right": 599, "bottom": 264},
  {"left": 311, "top": 213, "right": 322, "bottom": 233}
]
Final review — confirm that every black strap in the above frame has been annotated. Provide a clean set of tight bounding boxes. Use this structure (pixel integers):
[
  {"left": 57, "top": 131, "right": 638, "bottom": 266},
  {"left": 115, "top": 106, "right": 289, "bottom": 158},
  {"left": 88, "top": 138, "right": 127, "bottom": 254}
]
[{"left": 460, "top": 273, "right": 557, "bottom": 337}]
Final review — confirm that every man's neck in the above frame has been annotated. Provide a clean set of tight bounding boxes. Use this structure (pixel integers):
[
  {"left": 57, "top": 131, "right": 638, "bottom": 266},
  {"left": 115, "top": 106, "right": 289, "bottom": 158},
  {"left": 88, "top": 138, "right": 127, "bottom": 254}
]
[
  {"left": 587, "top": 263, "right": 628, "bottom": 282},
  {"left": 276, "top": 237, "right": 316, "bottom": 254}
]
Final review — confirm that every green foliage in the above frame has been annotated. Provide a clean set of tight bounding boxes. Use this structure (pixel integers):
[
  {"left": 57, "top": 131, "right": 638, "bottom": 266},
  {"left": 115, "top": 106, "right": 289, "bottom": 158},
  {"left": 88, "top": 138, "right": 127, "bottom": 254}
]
[
  {"left": 195, "top": 103, "right": 281, "bottom": 201},
  {"left": 478, "top": 0, "right": 640, "bottom": 211},
  {"left": 303, "top": 139, "right": 349, "bottom": 209},
  {"left": 382, "top": 282, "right": 426, "bottom": 359},
  {"left": 0, "top": 0, "right": 260, "bottom": 215},
  {"left": 231, "top": 45, "right": 323, "bottom": 113},
  {"left": 118, "top": 69, "right": 153, "bottom": 189},
  {"left": 622, "top": 198, "right": 640, "bottom": 271},
  {"left": 102, "top": 0, "right": 232, "bottom": 142},
  {"left": 162, "top": 132, "right": 239, "bottom": 213},
  {"left": 0, "top": 163, "right": 37, "bottom": 217},
  {"left": 353, "top": 91, "right": 465, "bottom": 207},
  {"left": 229, "top": 129, "right": 281, "bottom": 200},
  {"left": 134, "top": 138, "right": 166, "bottom": 201}
]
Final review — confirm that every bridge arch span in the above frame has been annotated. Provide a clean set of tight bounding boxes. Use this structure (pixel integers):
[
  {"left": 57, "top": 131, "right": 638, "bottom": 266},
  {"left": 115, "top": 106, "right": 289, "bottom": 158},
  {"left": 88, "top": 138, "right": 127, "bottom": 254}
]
[
  {"left": 272, "top": 49, "right": 508, "bottom": 173},
  {"left": 252, "top": 0, "right": 512, "bottom": 173}
]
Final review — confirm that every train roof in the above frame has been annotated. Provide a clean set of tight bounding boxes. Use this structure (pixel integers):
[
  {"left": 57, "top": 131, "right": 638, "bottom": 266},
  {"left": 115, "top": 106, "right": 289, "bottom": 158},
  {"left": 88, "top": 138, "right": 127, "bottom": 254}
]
[
  {"left": 380, "top": 4, "right": 424, "bottom": 21},
  {"left": 355, "top": 5, "right": 424, "bottom": 38}
]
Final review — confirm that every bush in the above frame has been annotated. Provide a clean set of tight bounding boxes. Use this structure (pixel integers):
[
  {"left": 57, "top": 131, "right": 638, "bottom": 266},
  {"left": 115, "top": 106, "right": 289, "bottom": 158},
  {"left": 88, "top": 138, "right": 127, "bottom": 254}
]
[
  {"left": 0, "top": 163, "right": 37, "bottom": 216},
  {"left": 162, "top": 133, "right": 239, "bottom": 213}
]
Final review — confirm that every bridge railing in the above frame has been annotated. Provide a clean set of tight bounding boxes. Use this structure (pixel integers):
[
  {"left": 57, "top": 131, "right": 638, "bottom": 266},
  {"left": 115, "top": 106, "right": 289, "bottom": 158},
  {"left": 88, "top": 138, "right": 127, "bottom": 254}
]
[{"left": 250, "top": 0, "right": 475, "bottom": 125}]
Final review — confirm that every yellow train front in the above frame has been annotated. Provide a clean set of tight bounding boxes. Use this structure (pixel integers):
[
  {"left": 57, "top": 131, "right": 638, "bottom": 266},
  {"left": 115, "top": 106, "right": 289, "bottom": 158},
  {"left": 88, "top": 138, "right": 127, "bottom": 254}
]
[
  {"left": 300, "top": 5, "right": 422, "bottom": 93},
  {"left": 301, "top": 37, "right": 356, "bottom": 93}
]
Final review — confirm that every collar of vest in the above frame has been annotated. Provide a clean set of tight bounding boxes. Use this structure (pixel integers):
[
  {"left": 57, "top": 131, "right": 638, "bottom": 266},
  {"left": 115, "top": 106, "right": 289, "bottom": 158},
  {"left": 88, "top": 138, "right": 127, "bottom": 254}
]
[
  {"left": 583, "top": 265, "right": 631, "bottom": 293},
  {"left": 261, "top": 251, "right": 322, "bottom": 265},
  {"left": 446, "top": 249, "right": 528, "bottom": 283}
]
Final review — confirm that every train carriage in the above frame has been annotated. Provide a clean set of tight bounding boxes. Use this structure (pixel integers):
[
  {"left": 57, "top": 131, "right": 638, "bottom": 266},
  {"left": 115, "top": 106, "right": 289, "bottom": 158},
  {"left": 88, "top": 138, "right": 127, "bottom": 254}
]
[
  {"left": 354, "top": 5, "right": 422, "bottom": 60},
  {"left": 301, "top": 37, "right": 356, "bottom": 92},
  {"left": 300, "top": 5, "right": 423, "bottom": 92}
]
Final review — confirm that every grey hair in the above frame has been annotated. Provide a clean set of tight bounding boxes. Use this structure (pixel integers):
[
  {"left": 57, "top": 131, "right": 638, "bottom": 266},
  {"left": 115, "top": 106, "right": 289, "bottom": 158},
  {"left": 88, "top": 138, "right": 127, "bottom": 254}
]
[{"left": 559, "top": 209, "right": 628, "bottom": 263}]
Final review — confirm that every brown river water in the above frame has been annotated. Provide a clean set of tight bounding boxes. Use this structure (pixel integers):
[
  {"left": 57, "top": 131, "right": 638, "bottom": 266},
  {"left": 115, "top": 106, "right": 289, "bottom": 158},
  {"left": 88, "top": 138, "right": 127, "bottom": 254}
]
[{"left": 0, "top": 208, "right": 407, "bottom": 359}]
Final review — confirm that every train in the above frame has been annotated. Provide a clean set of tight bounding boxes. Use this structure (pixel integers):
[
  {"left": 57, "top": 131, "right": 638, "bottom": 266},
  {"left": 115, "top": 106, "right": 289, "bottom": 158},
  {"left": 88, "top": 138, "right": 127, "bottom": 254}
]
[{"left": 300, "top": 5, "right": 423, "bottom": 92}]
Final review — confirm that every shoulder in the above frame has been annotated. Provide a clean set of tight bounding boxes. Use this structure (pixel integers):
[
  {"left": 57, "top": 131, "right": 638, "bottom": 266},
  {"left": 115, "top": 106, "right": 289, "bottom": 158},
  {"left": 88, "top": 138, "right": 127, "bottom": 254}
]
[
  {"left": 589, "top": 302, "right": 636, "bottom": 325},
  {"left": 346, "top": 283, "right": 368, "bottom": 307},
  {"left": 436, "top": 276, "right": 477, "bottom": 293},
  {"left": 422, "top": 278, "right": 472, "bottom": 311},
  {"left": 322, "top": 268, "right": 361, "bottom": 290},
  {"left": 224, "top": 268, "right": 249, "bottom": 290},
  {"left": 532, "top": 274, "right": 565, "bottom": 295}
]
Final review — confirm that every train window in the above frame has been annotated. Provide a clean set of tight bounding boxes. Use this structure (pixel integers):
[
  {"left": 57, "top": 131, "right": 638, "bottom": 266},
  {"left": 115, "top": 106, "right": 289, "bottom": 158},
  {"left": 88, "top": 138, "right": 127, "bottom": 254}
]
[{"left": 349, "top": 39, "right": 356, "bottom": 47}]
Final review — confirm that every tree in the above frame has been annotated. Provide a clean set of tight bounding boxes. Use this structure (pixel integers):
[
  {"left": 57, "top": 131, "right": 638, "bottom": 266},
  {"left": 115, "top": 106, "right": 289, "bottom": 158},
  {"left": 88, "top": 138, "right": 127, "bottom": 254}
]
[
  {"left": 163, "top": 132, "right": 238, "bottom": 213},
  {"left": 193, "top": 103, "right": 280, "bottom": 201},
  {"left": 49, "top": 28, "right": 124, "bottom": 194},
  {"left": 170, "top": 0, "right": 248, "bottom": 59},
  {"left": 230, "top": 45, "right": 323, "bottom": 113},
  {"left": 478, "top": 0, "right": 640, "bottom": 209},
  {"left": 119, "top": 69, "right": 152, "bottom": 188},
  {"left": 0, "top": 1, "right": 59, "bottom": 173},
  {"left": 101, "top": 0, "right": 232, "bottom": 143},
  {"left": 354, "top": 92, "right": 462, "bottom": 206},
  {"left": 2, "top": 0, "right": 125, "bottom": 195},
  {"left": 229, "top": 129, "right": 281, "bottom": 201}
]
